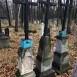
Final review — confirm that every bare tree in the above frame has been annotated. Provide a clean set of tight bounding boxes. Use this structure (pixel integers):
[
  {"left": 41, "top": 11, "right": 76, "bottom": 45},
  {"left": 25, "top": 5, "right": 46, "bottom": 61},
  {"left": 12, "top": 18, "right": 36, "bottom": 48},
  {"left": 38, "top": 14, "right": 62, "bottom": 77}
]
[
  {"left": 20, "top": 4, "right": 24, "bottom": 28},
  {"left": 14, "top": 3, "right": 19, "bottom": 32},
  {"left": 6, "top": 0, "right": 12, "bottom": 27},
  {"left": 67, "top": 0, "right": 73, "bottom": 34}
]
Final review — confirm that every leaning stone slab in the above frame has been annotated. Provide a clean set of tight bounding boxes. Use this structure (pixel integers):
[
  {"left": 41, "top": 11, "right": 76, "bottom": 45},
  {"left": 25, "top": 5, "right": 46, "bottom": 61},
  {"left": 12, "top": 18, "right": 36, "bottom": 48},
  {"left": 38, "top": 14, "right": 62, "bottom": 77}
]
[
  {"left": 0, "top": 35, "right": 10, "bottom": 48},
  {"left": 35, "top": 36, "right": 55, "bottom": 77}
]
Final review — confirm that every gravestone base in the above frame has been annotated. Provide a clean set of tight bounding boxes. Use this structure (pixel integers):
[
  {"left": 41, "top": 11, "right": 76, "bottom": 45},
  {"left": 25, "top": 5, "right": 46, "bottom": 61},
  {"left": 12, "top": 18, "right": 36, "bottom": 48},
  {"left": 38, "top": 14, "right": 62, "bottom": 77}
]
[
  {"left": 35, "top": 36, "right": 55, "bottom": 77},
  {"left": 21, "top": 71, "right": 35, "bottom": 77},
  {"left": 35, "top": 68, "right": 55, "bottom": 77},
  {"left": 52, "top": 52, "right": 70, "bottom": 74},
  {"left": 52, "top": 35, "right": 70, "bottom": 74},
  {"left": 18, "top": 47, "right": 35, "bottom": 77},
  {"left": 0, "top": 34, "right": 9, "bottom": 48},
  {"left": 16, "top": 69, "right": 35, "bottom": 77}
]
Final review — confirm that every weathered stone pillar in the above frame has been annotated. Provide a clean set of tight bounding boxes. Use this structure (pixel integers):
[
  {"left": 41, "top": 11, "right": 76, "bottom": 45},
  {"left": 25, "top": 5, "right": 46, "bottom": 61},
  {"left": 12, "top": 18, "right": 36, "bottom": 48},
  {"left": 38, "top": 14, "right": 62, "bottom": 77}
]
[
  {"left": 18, "top": 39, "right": 35, "bottom": 77},
  {"left": 52, "top": 35, "right": 70, "bottom": 74},
  {"left": 35, "top": 35, "right": 55, "bottom": 77},
  {"left": 0, "top": 34, "right": 9, "bottom": 48}
]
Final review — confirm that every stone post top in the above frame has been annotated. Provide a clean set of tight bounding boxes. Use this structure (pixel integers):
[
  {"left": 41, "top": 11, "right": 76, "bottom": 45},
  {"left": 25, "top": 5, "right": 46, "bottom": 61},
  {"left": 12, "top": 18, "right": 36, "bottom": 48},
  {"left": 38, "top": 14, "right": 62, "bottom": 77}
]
[
  {"left": 21, "top": 38, "right": 32, "bottom": 41},
  {"left": 41, "top": 35, "right": 51, "bottom": 40},
  {"left": 0, "top": 35, "right": 9, "bottom": 39},
  {"left": 56, "top": 35, "right": 68, "bottom": 40}
]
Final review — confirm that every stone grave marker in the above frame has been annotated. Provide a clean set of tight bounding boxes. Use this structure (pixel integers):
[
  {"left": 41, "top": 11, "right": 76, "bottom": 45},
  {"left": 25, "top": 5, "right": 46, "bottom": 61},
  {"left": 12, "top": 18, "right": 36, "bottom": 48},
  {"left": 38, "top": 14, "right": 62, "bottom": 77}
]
[
  {"left": 13, "top": 0, "right": 38, "bottom": 77},
  {"left": 52, "top": 0, "right": 72, "bottom": 74},
  {"left": 34, "top": 0, "right": 56, "bottom": 77},
  {"left": 0, "top": 17, "right": 9, "bottom": 48}
]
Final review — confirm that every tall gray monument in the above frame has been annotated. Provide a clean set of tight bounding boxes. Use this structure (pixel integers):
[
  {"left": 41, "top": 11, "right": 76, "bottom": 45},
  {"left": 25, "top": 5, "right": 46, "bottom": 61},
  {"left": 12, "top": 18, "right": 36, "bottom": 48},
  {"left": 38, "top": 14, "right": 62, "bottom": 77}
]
[{"left": 34, "top": 0, "right": 56, "bottom": 77}]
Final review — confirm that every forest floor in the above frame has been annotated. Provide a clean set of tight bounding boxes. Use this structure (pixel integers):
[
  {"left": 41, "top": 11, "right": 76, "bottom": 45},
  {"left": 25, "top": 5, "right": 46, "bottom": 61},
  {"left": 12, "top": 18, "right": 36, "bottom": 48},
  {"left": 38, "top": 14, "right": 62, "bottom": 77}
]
[{"left": 0, "top": 23, "right": 77, "bottom": 77}]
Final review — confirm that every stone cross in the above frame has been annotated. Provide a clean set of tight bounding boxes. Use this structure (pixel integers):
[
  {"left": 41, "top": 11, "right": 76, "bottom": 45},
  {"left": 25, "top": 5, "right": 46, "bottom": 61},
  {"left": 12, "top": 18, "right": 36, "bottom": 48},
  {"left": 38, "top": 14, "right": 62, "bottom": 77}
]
[
  {"left": 13, "top": 0, "right": 38, "bottom": 77},
  {"left": 35, "top": 0, "right": 56, "bottom": 77},
  {"left": 52, "top": 0, "right": 72, "bottom": 74}
]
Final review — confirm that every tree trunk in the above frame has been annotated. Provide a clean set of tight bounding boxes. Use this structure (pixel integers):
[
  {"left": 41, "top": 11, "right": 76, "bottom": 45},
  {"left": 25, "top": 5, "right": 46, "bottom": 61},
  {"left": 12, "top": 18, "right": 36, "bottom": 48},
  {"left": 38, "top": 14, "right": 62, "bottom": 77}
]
[
  {"left": 67, "top": 0, "right": 73, "bottom": 34},
  {"left": 15, "top": 4, "right": 18, "bottom": 32},
  {"left": 20, "top": 4, "right": 24, "bottom": 28},
  {"left": 74, "top": 8, "right": 77, "bottom": 24},
  {"left": 6, "top": 0, "right": 12, "bottom": 27}
]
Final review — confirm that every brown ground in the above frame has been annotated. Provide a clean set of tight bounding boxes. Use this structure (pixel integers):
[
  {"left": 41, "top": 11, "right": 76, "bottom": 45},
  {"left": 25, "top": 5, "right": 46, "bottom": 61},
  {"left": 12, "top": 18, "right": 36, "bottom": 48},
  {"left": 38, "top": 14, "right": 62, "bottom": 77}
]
[{"left": 0, "top": 23, "right": 77, "bottom": 77}]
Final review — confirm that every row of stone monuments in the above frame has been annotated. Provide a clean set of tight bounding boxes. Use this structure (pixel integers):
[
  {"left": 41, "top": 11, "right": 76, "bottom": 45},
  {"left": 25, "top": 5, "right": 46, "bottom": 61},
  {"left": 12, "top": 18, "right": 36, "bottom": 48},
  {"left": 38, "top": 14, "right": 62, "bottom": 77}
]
[
  {"left": 16, "top": 24, "right": 71, "bottom": 77},
  {"left": 0, "top": 0, "right": 76, "bottom": 77},
  {"left": 13, "top": 0, "right": 76, "bottom": 77}
]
